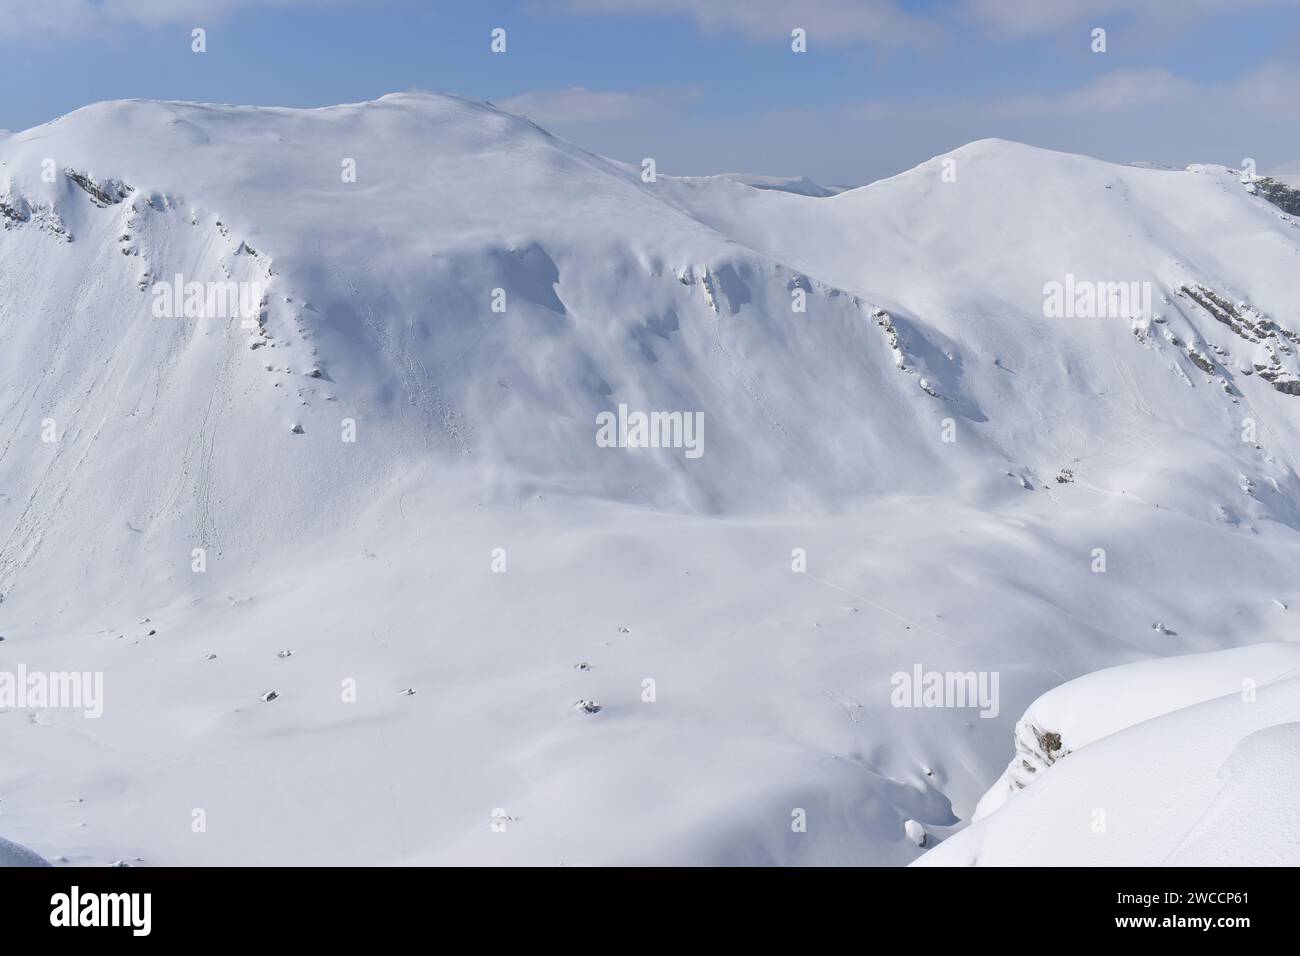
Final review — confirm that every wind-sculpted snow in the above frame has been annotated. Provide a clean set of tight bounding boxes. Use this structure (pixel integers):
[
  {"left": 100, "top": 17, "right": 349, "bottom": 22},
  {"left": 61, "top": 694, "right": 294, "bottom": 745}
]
[
  {"left": 1, "top": 95, "right": 1299, "bottom": 865},
  {"left": 915, "top": 645, "right": 1300, "bottom": 866}
]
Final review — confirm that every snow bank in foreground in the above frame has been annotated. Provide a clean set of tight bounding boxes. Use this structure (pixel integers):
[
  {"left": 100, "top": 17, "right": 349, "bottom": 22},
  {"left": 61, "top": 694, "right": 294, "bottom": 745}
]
[
  {"left": 0, "top": 836, "right": 50, "bottom": 867},
  {"left": 915, "top": 643, "right": 1300, "bottom": 866}
]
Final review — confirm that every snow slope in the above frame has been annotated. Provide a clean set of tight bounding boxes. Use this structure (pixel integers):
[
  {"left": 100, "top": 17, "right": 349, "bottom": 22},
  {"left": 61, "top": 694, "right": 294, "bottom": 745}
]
[
  {"left": 1, "top": 94, "right": 1298, "bottom": 865},
  {"left": 915, "top": 644, "right": 1300, "bottom": 866},
  {"left": 711, "top": 173, "right": 844, "bottom": 197},
  {"left": 0, "top": 835, "right": 49, "bottom": 867}
]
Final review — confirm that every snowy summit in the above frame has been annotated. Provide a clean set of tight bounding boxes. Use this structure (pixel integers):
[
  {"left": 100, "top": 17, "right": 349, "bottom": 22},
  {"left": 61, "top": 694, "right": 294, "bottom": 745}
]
[{"left": 1, "top": 91, "right": 1299, "bottom": 867}]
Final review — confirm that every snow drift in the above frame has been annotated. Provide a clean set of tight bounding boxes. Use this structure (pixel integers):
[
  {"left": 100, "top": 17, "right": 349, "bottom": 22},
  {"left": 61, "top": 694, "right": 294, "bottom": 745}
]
[{"left": 915, "top": 644, "right": 1300, "bottom": 866}]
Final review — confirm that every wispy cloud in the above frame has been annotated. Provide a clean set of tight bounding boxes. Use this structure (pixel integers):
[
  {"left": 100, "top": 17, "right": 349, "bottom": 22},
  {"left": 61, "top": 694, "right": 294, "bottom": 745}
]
[
  {"left": 990, "top": 69, "right": 1197, "bottom": 116},
  {"left": 843, "top": 64, "right": 1300, "bottom": 122},
  {"left": 1231, "top": 59, "right": 1300, "bottom": 121},
  {"left": 497, "top": 86, "right": 700, "bottom": 125},
  {"left": 556, "top": 0, "right": 941, "bottom": 48},
  {"left": 0, "top": 0, "right": 349, "bottom": 41},
  {"left": 961, "top": 0, "right": 1297, "bottom": 38},
  {"left": 554, "top": 0, "right": 1300, "bottom": 48},
  {"left": 10, "top": 0, "right": 1298, "bottom": 46}
]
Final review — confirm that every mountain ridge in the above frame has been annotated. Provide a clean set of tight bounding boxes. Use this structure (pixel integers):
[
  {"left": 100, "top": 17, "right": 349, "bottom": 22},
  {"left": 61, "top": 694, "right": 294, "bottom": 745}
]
[{"left": 2, "top": 93, "right": 1299, "bottom": 866}]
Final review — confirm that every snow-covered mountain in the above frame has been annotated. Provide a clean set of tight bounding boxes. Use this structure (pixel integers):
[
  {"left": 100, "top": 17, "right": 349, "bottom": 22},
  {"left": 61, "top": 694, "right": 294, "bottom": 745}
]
[
  {"left": 711, "top": 172, "right": 845, "bottom": 197},
  {"left": 1, "top": 93, "right": 1298, "bottom": 865}
]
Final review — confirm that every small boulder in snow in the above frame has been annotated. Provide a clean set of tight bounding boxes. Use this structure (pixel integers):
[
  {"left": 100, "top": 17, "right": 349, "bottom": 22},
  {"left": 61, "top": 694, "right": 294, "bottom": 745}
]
[{"left": 904, "top": 819, "right": 928, "bottom": 847}]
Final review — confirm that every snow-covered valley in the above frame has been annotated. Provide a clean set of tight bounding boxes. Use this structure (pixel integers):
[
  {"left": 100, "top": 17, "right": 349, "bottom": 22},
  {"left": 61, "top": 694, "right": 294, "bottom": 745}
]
[{"left": 1, "top": 93, "right": 1298, "bottom": 865}]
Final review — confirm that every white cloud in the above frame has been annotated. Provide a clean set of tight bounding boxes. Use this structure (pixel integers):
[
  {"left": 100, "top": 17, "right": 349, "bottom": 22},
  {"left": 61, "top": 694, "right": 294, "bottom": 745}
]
[
  {"left": 840, "top": 62, "right": 1300, "bottom": 124},
  {"left": 556, "top": 0, "right": 1300, "bottom": 47},
  {"left": 11, "top": 0, "right": 1296, "bottom": 46},
  {"left": 0, "top": 0, "right": 348, "bottom": 41},
  {"left": 558, "top": 0, "right": 941, "bottom": 48},
  {"left": 1229, "top": 59, "right": 1300, "bottom": 121},
  {"left": 962, "top": 0, "right": 1297, "bottom": 38},
  {"left": 841, "top": 69, "right": 1198, "bottom": 125},
  {"left": 990, "top": 69, "right": 1197, "bottom": 116},
  {"left": 497, "top": 86, "right": 699, "bottom": 125}
]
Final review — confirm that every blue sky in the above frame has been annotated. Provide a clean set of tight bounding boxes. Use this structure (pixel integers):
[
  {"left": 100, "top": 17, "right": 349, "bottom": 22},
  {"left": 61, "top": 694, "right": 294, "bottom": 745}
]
[{"left": 3, "top": 0, "right": 1300, "bottom": 184}]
